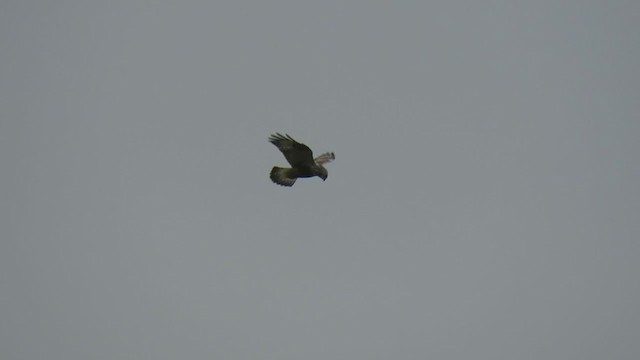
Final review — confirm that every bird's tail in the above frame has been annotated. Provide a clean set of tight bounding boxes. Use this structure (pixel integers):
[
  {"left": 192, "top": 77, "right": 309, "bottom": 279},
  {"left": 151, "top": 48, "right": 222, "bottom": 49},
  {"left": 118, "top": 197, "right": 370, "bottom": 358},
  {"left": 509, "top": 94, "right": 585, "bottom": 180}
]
[{"left": 270, "top": 167, "right": 297, "bottom": 187}]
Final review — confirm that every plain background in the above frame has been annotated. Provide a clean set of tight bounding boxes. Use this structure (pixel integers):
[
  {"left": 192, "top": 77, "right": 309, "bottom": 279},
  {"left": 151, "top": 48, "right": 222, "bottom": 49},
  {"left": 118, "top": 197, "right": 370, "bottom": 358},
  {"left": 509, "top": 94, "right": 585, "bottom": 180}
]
[{"left": 1, "top": 1, "right": 639, "bottom": 359}]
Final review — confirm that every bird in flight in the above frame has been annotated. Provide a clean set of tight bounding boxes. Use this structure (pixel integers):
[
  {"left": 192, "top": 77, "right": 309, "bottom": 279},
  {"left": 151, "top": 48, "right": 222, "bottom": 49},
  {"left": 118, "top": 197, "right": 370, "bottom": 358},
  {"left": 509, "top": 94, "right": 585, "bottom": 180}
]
[{"left": 268, "top": 133, "right": 335, "bottom": 187}]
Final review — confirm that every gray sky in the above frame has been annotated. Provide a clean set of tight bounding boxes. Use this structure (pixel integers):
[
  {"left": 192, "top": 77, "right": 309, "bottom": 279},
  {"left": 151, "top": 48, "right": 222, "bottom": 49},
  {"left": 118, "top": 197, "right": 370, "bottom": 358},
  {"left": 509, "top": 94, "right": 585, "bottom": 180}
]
[{"left": 1, "top": 1, "right": 639, "bottom": 359}]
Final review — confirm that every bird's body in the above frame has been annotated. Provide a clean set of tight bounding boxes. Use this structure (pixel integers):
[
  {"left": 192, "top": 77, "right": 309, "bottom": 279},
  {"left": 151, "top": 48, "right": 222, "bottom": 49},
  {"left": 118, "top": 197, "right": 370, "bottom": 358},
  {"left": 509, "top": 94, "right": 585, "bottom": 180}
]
[{"left": 268, "top": 133, "right": 335, "bottom": 187}]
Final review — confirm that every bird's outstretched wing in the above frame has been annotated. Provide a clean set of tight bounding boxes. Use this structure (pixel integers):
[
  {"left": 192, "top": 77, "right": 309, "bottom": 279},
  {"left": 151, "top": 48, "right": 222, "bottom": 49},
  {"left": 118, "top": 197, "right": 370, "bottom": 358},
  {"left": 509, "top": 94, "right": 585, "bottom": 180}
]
[
  {"left": 268, "top": 133, "right": 315, "bottom": 167},
  {"left": 270, "top": 167, "right": 297, "bottom": 187}
]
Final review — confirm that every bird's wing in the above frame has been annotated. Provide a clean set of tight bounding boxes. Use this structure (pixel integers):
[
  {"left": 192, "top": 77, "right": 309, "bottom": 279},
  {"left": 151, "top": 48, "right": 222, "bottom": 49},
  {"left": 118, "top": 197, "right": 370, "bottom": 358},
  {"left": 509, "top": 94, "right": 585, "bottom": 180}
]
[
  {"left": 270, "top": 167, "right": 297, "bottom": 187},
  {"left": 269, "top": 133, "right": 315, "bottom": 167}
]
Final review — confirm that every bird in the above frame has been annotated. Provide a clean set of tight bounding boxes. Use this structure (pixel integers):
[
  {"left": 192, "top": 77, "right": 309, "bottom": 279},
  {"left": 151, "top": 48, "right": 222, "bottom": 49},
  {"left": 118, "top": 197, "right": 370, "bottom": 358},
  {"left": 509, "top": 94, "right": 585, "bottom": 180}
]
[{"left": 268, "top": 133, "right": 335, "bottom": 187}]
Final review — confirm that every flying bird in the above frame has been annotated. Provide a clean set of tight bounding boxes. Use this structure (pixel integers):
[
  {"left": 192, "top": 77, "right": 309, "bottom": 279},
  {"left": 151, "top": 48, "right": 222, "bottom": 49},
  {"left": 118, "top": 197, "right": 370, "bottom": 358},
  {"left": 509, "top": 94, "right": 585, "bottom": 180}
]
[{"left": 268, "top": 133, "right": 335, "bottom": 187}]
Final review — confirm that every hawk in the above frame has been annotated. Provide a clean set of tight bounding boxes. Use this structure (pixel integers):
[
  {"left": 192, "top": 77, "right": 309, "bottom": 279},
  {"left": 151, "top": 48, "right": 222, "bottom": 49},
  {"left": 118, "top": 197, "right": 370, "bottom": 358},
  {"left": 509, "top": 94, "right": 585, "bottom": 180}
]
[{"left": 268, "top": 133, "right": 335, "bottom": 187}]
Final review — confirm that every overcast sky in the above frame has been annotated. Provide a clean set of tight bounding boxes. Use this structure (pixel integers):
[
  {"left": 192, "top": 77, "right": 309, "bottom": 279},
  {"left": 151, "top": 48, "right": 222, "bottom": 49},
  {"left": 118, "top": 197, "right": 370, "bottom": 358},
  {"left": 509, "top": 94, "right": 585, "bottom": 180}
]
[{"left": 1, "top": 1, "right": 639, "bottom": 359}]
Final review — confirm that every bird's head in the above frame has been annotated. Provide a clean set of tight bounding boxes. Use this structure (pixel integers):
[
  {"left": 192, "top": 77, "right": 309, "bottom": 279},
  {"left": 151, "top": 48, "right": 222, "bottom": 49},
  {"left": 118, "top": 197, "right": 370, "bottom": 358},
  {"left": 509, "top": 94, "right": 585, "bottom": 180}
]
[{"left": 316, "top": 166, "right": 328, "bottom": 181}]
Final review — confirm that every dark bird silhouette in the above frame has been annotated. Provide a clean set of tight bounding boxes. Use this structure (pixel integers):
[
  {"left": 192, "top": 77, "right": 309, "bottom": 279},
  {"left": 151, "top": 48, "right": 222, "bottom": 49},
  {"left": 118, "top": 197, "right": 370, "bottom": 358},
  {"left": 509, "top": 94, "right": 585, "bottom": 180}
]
[{"left": 268, "top": 133, "right": 335, "bottom": 187}]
